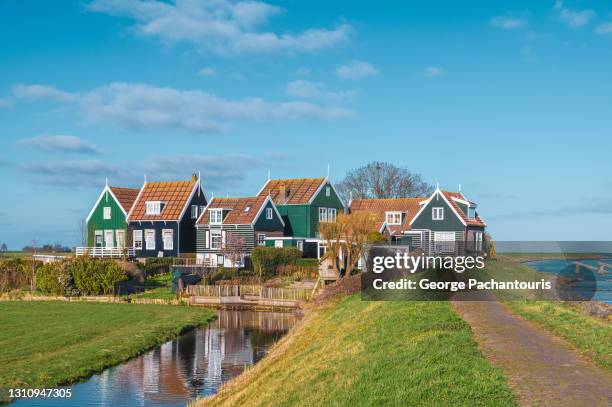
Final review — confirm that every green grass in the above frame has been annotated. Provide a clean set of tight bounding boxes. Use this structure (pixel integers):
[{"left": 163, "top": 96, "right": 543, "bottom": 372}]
[
  {"left": 483, "top": 257, "right": 611, "bottom": 370},
  {"left": 197, "top": 296, "right": 516, "bottom": 407},
  {"left": 0, "top": 301, "right": 214, "bottom": 400},
  {"left": 132, "top": 272, "right": 174, "bottom": 300}
]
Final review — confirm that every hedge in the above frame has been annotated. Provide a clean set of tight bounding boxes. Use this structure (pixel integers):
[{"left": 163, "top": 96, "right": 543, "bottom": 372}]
[
  {"left": 251, "top": 247, "right": 303, "bottom": 279},
  {"left": 0, "top": 258, "right": 41, "bottom": 293}
]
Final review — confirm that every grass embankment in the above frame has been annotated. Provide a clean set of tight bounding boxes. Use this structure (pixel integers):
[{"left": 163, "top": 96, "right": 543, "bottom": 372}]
[
  {"left": 484, "top": 257, "right": 611, "bottom": 370},
  {"left": 0, "top": 301, "right": 215, "bottom": 401},
  {"left": 132, "top": 272, "right": 174, "bottom": 300},
  {"left": 198, "top": 295, "right": 516, "bottom": 407}
]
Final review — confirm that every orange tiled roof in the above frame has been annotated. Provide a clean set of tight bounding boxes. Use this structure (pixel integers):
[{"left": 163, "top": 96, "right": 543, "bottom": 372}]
[
  {"left": 257, "top": 178, "right": 326, "bottom": 205},
  {"left": 441, "top": 191, "right": 486, "bottom": 227},
  {"left": 197, "top": 196, "right": 269, "bottom": 225},
  {"left": 128, "top": 180, "right": 197, "bottom": 221},
  {"left": 350, "top": 197, "right": 425, "bottom": 233},
  {"left": 109, "top": 187, "right": 139, "bottom": 214}
]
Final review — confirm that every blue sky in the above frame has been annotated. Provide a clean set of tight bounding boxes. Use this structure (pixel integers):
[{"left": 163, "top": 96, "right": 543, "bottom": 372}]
[{"left": 1, "top": 0, "right": 612, "bottom": 249}]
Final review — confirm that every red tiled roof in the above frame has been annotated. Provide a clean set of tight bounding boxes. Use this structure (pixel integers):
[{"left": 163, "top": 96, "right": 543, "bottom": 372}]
[
  {"left": 257, "top": 178, "right": 325, "bottom": 205},
  {"left": 128, "top": 180, "right": 197, "bottom": 221},
  {"left": 109, "top": 187, "right": 139, "bottom": 214},
  {"left": 197, "top": 196, "right": 269, "bottom": 225},
  {"left": 441, "top": 191, "right": 486, "bottom": 227},
  {"left": 349, "top": 198, "right": 425, "bottom": 233}
]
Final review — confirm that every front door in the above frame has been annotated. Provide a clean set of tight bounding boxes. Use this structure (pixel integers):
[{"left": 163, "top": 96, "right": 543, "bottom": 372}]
[
  {"left": 104, "top": 230, "right": 114, "bottom": 248},
  {"left": 116, "top": 230, "right": 125, "bottom": 249}
]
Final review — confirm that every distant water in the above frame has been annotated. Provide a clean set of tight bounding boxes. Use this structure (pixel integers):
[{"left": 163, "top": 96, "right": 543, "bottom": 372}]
[
  {"left": 10, "top": 310, "right": 298, "bottom": 407},
  {"left": 526, "top": 258, "right": 612, "bottom": 304}
]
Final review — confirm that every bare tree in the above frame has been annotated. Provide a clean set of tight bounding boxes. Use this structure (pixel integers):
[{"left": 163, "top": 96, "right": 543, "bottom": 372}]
[
  {"left": 319, "top": 212, "right": 378, "bottom": 278},
  {"left": 222, "top": 233, "right": 247, "bottom": 268},
  {"left": 76, "top": 218, "right": 87, "bottom": 247},
  {"left": 337, "top": 161, "right": 433, "bottom": 201}
]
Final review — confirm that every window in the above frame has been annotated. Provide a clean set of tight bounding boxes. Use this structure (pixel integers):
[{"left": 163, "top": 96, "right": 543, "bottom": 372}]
[
  {"left": 257, "top": 233, "right": 266, "bottom": 246},
  {"left": 432, "top": 207, "right": 444, "bottom": 220},
  {"left": 244, "top": 206, "right": 251, "bottom": 213},
  {"left": 191, "top": 205, "right": 198, "bottom": 219},
  {"left": 385, "top": 211, "right": 402, "bottom": 225},
  {"left": 468, "top": 207, "right": 476, "bottom": 220},
  {"left": 319, "top": 207, "right": 328, "bottom": 222},
  {"left": 210, "top": 209, "right": 223, "bottom": 224},
  {"left": 162, "top": 229, "right": 173, "bottom": 250},
  {"left": 275, "top": 240, "right": 283, "bottom": 248},
  {"left": 103, "top": 207, "right": 111, "bottom": 220},
  {"left": 325, "top": 186, "right": 331, "bottom": 197},
  {"left": 475, "top": 231, "right": 483, "bottom": 251},
  {"left": 133, "top": 230, "right": 143, "bottom": 250},
  {"left": 104, "top": 230, "right": 114, "bottom": 248},
  {"left": 266, "top": 208, "right": 273, "bottom": 220},
  {"left": 95, "top": 230, "right": 103, "bottom": 246},
  {"left": 144, "top": 229, "right": 155, "bottom": 250},
  {"left": 211, "top": 230, "right": 222, "bottom": 250},
  {"left": 116, "top": 230, "right": 125, "bottom": 248},
  {"left": 199, "top": 206, "right": 205, "bottom": 215},
  {"left": 296, "top": 240, "right": 304, "bottom": 251},
  {"left": 146, "top": 201, "right": 162, "bottom": 215},
  {"left": 434, "top": 232, "right": 455, "bottom": 253},
  {"left": 328, "top": 208, "right": 337, "bottom": 222}
]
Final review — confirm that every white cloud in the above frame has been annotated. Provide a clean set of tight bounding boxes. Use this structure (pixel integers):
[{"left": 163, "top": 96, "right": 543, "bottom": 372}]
[
  {"left": 285, "top": 80, "right": 356, "bottom": 101},
  {"left": 424, "top": 66, "right": 445, "bottom": 78},
  {"left": 88, "top": 0, "right": 350, "bottom": 54},
  {"left": 335, "top": 60, "right": 379, "bottom": 80},
  {"left": 20, "top": 135, "right": 101, "bottom": 154},
  {"left": 197, "top": 67, "right": 216, "bottom": 76},
  {"left": 12, "top": 84, "right": 79, "bottom": 102},
  {"left": 15, "top": 82, "right": 353, "bottom": 133},
  {"left": 21, "top": 160, "right": 120, "bottom": 187},
  {"left": 490, "top": 15, "right": 527, "bottom": 30},
  {"left": 553, "top": 1, "right": 595, "bottom": 28},
  {"left": 595, "top": 22, "right": 612, "bottom": 35}
]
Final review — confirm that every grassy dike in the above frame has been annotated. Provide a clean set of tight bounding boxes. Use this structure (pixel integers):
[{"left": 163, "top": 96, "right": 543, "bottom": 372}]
[
  {"left": 0, "top": 301, "right": 215, "bottom": 401},
  {"left": 197, "top": 295, "right": 516, "bottom": 407},
  {"left": 482, "top": 257, "right": 612, "bottom": 370}
]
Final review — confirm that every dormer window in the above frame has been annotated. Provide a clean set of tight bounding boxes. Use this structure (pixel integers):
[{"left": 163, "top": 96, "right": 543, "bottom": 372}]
[
  {"left": 467, "top": 207, "right": 476, "bottom": 220},
  {"left": 210, "top": 209, "right": 223, "bottom": 224},
  {"left": 385, "top": 211, "right": 402, "bottom": 225},
  {"left": 146, "top": 201, "right": 163, "bottom": 215},
  {"left": 244, "top": 206, "right": 251, "bottom": 213}
]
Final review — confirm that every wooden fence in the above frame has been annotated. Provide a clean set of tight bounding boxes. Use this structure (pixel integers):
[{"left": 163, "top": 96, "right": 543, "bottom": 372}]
[{"left": 185, "top": 284, "right": 312, "bottom": 301}]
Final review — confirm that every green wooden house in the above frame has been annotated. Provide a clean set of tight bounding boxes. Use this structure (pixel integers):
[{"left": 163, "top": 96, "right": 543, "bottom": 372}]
[
  {"left": 257, "top": 177, "right": 345, "bottom": 258},
  {"left": 81, "top": 184, "right": 139, "bottom": 257}
]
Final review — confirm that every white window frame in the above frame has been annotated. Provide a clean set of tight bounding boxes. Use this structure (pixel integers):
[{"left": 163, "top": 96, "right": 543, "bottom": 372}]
[
  {"left": 467, "top": 207, "right": 476, "bottom": 220},
  {"left": 133, "top": 230, "right": 143, "bottom": 250},
  {"left": 210, "top": 209, "right": 223, "bottom": 225},
  {"left": 297, "top": 240, "right": 304, "bottom": 251},
  {"left": 475, "top": 231, "right": 483, "bottom": 251},
  {"left": 432, "top": 207, "right": 444, "bottom": 221},
  {"left": 145, "top": 201, "right": 162, "bottom": 215},
  {"left": 144, "top": 229, "right": 155, "bottom": 250},
  {"left": 434, "top": 232, "right": 455, "bottom": 253},
  {"left": 275, "top": 240, "right": 283, "bottom": 248},
  {"left": 318, "top": 207, "right": 328, "bottom": 222},
  {"left": 103, "top": 206, "right": 111, "bottom": 220},
  {"left": 266, "top": 207, "right": 273, "bottom": 220},
  {"left": 95, "top": 230, "right": 103, "bottom": 246},
  {"left": 210, "top": 229, "right": 222, "bottom": 250},
  {"left": 162, "top": 229, "right": 174, "bottom": 251},
  {"left": 104, "top": 230, "right": 114, "bottom": 249},
  {"left": 325, "top": 186, "right": 331, "bottom": 197},
  {"left": 115, "top": 230, "right": 125, "bottom": 248},
  {"left": 385, "top": 211, "right": 402, "bottom": 225},
  {"left": 328, "top": 208, "right": 337, "bottom": 222},
  {"left": 191, "top": 205, "right": 198, "bottom": 219},
  {"left": 257, "top": 233, "right": 266, "bottom": 246}
]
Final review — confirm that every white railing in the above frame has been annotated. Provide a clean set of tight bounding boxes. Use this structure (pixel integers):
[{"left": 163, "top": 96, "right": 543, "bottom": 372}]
[{"left": 75, "top": 247, "right": 135, "bottom": 258}]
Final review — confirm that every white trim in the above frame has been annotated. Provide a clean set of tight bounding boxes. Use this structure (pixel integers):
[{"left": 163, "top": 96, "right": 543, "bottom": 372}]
[
  {"left": 385, "top": 211, "right": 402, "bottom": 225},
  {"left": 162, "top": 229, "right": 174, "bottom": 251},
  {"left": 126, "top": 181, "right": 147, "bottom": 222},
  {"left": 195, "top": 199, "right": 213, "bottom": 226},
  {"left": 307, "top": 180, "right": 346, "bottom": 208},
  {"left": 408, "top": 189, "right": 467, "bottom": 227},
  {"left": 255, "top": 179, "right": 271, "bottom": 198},
  {"left": 432, "top": 207, "right": 444, "bottom": 221},
  {"left": 177, "top": 180, "right": 202, "bottom": 221},
  {"left": 86, "top": 185, "right": 129, "bottom": 223},
  {"left": 250, "top": 195, "right": 286, "bottom": 227}
]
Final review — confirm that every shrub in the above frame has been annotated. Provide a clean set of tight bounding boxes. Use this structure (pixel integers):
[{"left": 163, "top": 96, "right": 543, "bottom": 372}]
[
  {"left": 36, "top": 262, "right": 73, "bottom": 295},
  {"left": 251, "top": 247, "right": 302, "bottom": 279},
  {"left": 144, "top": 257, "right": 175, "bottom": 275},
  {"left": 0, "top": 258, "right": 41, "bottom": 292}
]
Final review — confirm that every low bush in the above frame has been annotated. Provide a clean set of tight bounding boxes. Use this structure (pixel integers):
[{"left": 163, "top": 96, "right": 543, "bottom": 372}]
[
  {"left": 144, "top": 257, "right": 175, "bottom": 275},
  {"left": 251, "top": 247, "right": 305, "bottom": 279},
  {"left": 0, "top": 258, "right": 41, "bottom": 293}
]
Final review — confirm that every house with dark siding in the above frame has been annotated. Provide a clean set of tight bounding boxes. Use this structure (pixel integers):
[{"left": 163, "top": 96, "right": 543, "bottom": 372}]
[
  {"left": 195, "top": 196, "right": 285, "bottom": 267},
  {"left": 349, "top": 188, "right": 486, "bottom": 255},
  {"left": 256, "top": 177, "right": 345, "bottom": 258},
  {"left": 126, "top": 175, "right": 207, "bottom": 258},
  {"left": 80, "top": 182, "right": 139, "bottom": 257}
]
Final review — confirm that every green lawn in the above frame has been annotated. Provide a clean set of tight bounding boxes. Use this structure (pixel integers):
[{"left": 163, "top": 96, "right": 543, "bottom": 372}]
[
  {"left": 0, "top": 301, "right": 215, "bottom": 401},
  {"left": 197, "top": 295, "right": 516, "bottom": 407},
  {"left": 132, "top": 272, "right": 175, "bottom": 300},
  {"left": 483, "top": 257, "right": 612, "bottom": 370}
]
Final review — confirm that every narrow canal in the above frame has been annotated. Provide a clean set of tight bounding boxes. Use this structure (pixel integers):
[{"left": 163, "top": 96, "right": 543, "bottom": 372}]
[{"left": 11, "top": 310, "right": 299, "bottom": 407}]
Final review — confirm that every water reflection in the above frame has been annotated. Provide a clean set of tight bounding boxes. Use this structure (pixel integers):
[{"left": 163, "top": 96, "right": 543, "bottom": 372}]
[{"left": 12, "top": 310, "right": 298, "bottom": 407}]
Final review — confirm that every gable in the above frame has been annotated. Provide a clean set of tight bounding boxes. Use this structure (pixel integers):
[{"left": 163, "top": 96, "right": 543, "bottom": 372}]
[
  {"left": 310, "top": 181, "right": 344, "bottom": 208},
  {"left": 87, "top": 188, "right": 127, "bottom": 227},
  {"left": 410, "top": 191, "right": 465, "bottom": 231},
  {"left": 253, "top": 200, "right": 285, "bottom": 230}
]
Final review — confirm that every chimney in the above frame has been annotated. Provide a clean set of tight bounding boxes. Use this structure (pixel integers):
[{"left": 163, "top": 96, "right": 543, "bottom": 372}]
[
  {"left": 191, "top": 173, "right": 198, "bottom": 182},
  {"left": 279, "top": 185, "right": 287, "bottom": 203}
]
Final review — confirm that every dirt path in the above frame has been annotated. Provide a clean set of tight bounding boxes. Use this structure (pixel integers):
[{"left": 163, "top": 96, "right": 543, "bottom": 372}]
[{"left": 452, "top": 297, "right": 612, "bottom": 406}]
